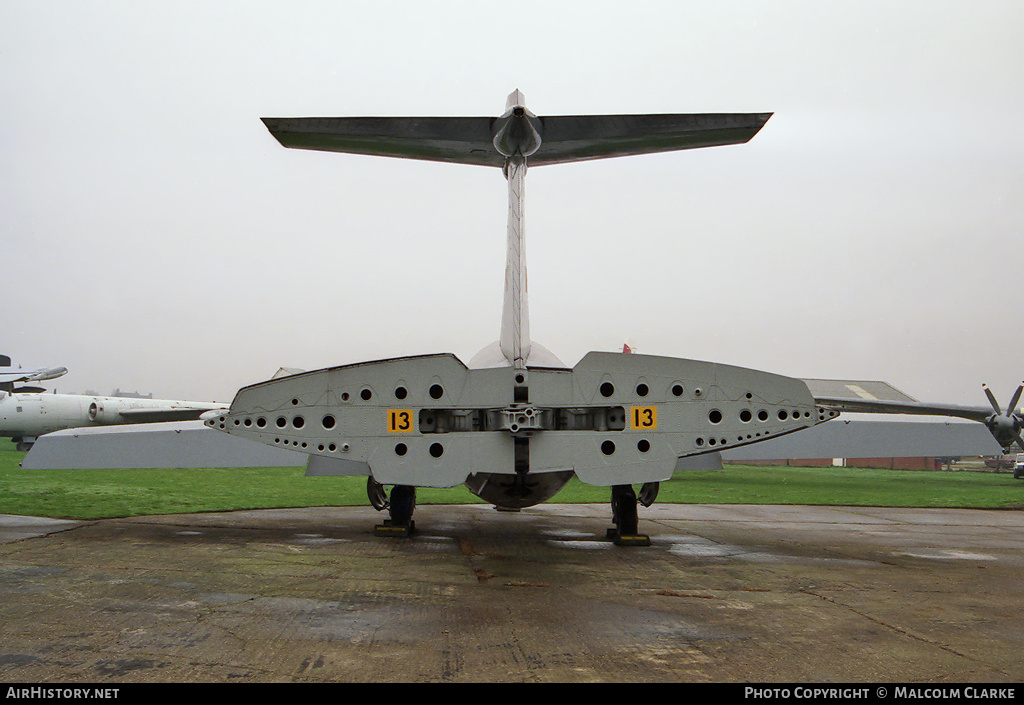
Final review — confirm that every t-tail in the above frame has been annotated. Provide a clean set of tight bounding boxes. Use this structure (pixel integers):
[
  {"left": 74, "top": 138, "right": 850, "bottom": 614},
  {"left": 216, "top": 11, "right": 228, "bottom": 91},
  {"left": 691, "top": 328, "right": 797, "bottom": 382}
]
[{"left": 260, "top": 90, "right": 772, "bottom": 370}]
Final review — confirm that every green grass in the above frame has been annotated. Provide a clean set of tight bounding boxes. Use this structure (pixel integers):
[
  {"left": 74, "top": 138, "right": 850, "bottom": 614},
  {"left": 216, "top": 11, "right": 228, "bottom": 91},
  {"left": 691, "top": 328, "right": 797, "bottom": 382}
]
[{"left": 0, "top": 445, "right": 1021, "bottom": 520}]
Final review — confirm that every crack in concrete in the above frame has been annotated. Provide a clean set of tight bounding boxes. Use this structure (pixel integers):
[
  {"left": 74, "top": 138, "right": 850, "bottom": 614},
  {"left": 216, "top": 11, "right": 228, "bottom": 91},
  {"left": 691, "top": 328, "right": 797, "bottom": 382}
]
[{"left": 803, "top": 589, "right": 1012, "bottom": 678}]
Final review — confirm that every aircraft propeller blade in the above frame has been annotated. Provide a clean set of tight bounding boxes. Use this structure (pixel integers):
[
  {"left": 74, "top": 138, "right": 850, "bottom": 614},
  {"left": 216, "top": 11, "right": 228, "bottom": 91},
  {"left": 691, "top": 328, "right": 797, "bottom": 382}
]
[
  {"left": 983, "top": 385, "right": 1002, "bottom": 416},
  {"left": 1006, "top": 383, "right": 1024, "bottom": 417}
]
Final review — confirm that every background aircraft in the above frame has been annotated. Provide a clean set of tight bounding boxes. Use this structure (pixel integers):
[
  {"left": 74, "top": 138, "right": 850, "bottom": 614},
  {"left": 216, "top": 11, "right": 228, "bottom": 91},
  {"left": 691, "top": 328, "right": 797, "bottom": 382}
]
[
  {"left": 205, "top": 92, "right": 1023, "bottom": 544},
  {"left": 812, "top": 382, "right": 1024, "bottom": 455},
  {"left": 1, "top": 391, "right": 227, "bottom": 452},
  {"left": 0, "top": 355, "right": 226, "bottom": 451},
  {"left": 0, "top": 355, "right": 68, "bottom": 394}
]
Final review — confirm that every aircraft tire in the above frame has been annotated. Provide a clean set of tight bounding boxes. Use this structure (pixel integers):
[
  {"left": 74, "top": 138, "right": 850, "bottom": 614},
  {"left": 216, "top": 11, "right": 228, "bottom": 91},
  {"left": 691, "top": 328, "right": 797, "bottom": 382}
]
[
  {"left": 612, "top": 485, "right": 639, "bottom": 536},
  {"left": 390, "top": 485, "right": 416, "bottom": 525}
]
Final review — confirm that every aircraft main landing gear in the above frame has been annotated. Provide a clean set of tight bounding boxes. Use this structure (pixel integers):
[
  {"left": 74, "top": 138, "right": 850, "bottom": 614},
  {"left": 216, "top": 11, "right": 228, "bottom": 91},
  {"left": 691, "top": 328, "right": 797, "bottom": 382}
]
[
  {"left": 374, "top": 484, "right": 416, "bottom": 537},
  {"left": 607, "top": 484, "right": 651, "bottom": 546}
]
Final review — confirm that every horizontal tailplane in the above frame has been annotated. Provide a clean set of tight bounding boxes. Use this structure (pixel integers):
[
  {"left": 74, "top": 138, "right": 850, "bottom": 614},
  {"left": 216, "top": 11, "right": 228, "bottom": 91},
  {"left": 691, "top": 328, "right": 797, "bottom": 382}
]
[{"left": 262, "top": 109, "right": 771, "bottom": 168}]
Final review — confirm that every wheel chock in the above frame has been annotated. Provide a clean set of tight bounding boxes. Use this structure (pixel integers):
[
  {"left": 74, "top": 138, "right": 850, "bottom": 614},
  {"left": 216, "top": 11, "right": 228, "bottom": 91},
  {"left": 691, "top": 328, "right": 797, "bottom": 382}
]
[
  {"left": 374, "top": 520, "right": 415, "bottom": 537},
  {"left": 607, "top": 529, "right": 651, "bottom": 547}
]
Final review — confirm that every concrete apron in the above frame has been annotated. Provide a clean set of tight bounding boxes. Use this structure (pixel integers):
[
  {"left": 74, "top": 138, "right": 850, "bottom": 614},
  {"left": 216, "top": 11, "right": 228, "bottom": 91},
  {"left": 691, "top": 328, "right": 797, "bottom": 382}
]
[{"left": 0, "top": 504, "right": 1021, "bottom": 682}]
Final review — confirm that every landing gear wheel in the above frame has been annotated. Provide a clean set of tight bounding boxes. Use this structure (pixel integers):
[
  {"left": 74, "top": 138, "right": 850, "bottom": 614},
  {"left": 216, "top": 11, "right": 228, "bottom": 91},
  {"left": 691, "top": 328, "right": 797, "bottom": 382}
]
[
  {"left": 366, "top": 477, "right": 389, "bottom": 511},
  {"left": 607, "top": 485, "right": 651, "bottom": 547},
  {"left": 375, "top": 485, "right": 416, "bottom": 537}
]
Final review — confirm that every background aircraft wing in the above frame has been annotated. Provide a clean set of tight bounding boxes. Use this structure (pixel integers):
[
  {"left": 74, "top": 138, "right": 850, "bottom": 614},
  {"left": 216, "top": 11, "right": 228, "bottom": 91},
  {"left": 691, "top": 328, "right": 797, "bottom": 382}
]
[
  {"left": 805, "top": 377, "right": 991, "bottom": 422},
  {"left": 810, "top": 397, "right": 992, "bottom": 423},
  {"left": 808, "top": 377, "right": 1024, "bottom": 451},
  {"left": 261, "top": 112, "right": 772, "bottom": 167},
  {"left": 0, "top": 366, "right": 68, "bottom": 385},
  {"left": 118, "top": 406, "right": 228, "bottom": 423}
]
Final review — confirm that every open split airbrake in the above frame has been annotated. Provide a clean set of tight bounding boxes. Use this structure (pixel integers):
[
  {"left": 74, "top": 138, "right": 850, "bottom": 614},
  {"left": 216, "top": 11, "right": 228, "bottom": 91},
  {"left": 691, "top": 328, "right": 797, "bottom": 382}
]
[{"left": 207, "top": 91, "right": 1023, "bottom": 543}]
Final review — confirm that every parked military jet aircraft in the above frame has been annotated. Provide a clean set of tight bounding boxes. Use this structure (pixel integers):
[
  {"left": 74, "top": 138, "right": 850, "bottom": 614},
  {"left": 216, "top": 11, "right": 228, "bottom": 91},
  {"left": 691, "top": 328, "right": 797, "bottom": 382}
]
[
  {"left": 0, "top": 355, "right": 68, "bottom": 394},
  {"left": 1, "top": 391, "right": 228, "bottom": 451},
  {"left": 206, "top": 91, "right": 1024, "bottom": 543},
  {"left": 1, "top": 355, "right": 227, "bottom": 451}
]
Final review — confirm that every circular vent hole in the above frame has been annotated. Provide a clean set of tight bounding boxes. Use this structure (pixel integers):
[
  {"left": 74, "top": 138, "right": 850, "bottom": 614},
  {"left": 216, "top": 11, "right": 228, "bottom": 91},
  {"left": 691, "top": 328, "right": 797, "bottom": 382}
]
[{"left": 600, "top": 382, "right": 615, "bottom": 397}]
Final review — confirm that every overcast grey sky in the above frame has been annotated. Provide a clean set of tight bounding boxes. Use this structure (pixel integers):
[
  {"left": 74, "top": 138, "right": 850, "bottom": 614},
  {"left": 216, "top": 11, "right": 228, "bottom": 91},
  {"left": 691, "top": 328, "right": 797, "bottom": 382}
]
[{"left": 2, "top": 1, "right": 1022, "bottom": 409}]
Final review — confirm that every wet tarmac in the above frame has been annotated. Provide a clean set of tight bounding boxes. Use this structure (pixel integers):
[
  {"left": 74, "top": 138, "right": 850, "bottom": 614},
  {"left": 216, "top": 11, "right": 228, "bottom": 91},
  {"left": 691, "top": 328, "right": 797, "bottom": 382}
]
[{"left": 1, "top": 503, "right": 1022, "bottom": 683}]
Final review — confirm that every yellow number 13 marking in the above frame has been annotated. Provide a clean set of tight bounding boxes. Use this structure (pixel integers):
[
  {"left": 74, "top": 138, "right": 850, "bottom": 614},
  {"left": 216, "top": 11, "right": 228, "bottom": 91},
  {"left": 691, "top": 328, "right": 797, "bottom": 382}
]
[
  {"left": 387, "top": 409, "right": 414, "bottom": 433},
  {"left": 630, "top": 406, "right": 658, "bottom": 430}
]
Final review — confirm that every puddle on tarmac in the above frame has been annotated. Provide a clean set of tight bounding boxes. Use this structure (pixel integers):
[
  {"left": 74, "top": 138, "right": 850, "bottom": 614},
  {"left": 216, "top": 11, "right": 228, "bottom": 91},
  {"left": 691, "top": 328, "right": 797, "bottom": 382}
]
[
  {"left": 290, "top": 533, "right": 350, "bottom": 546},
  {"left": 898, "top": 549, "right": 997, "bottom": 561}
]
